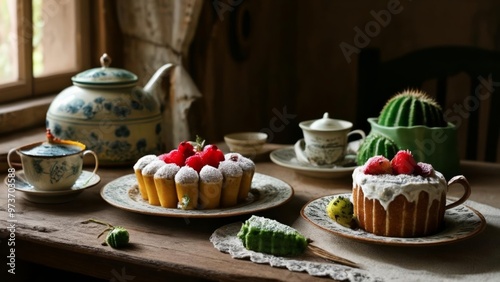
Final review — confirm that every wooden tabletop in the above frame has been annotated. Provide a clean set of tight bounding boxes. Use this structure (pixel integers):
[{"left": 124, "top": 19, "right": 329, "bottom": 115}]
[{"left": 1, "top": 149, "right": 499, "bottom": 282}]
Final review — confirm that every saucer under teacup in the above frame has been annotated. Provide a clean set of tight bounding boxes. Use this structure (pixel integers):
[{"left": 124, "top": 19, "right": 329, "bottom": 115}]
[
  {"left": 270, "top": 146, "right": 358, "bottom": 179},
  {"left": 5, "top": 170, "right": 101, "bottom": 203}
]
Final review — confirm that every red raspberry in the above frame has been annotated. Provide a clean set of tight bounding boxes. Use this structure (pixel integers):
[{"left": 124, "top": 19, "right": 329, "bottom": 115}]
[
  {"left": 391, "top": 150, "right": 417, "bottom": 175},
  {"left": 363, "top": 156, "right": 392, "bottom": 175},
  {"left": 185, "top": 154, "right": 205, "bottom": 173},
  {"left": 177, "top": 141, "right": 195, "bottom": 160},
  {"left": 201, "top": 144, "right": 225, "bottom": 168},
  {"left": 414, "top": 162, "right": 433, "bottom": 177},
  {"left": 159, "top": 149, "right": 184, "bottom": 167}
]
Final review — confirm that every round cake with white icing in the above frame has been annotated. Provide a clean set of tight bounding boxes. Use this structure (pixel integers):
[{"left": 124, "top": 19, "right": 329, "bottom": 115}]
[{"left": 352, "top": 151, "right": 447, "bottom": 237}]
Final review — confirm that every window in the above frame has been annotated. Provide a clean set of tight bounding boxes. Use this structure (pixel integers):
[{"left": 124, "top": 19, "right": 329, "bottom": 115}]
[{"left": 0, "top": 0, "right": 90, "bottom": 104}]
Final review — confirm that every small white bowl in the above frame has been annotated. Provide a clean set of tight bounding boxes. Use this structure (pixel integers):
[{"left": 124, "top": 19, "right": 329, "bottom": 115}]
[{"left": 224, "top": 132, "right": 268, "bottom": 157}]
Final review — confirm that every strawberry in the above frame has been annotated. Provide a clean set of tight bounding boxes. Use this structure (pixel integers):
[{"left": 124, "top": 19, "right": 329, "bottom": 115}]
[
  {"left": 177, "top": 141, "right": 195, "bottom": 160},
  {"left": 201, "top": 144, "right": 225, "bottom": 168},
  {"left": 391, "top": 150, "right": 417, "bottom": 175},
  {"left": 414, "top": 162, "right": 433, "bottom": 177},
  {"left": 185, "top": 154, "right": 205, "bottom": 173},
  {"left": 159, "top": 149, "right": 184, "bottom": 167},
  {"left": 363, "top": 156, "right": 392, "bottom": 175}
]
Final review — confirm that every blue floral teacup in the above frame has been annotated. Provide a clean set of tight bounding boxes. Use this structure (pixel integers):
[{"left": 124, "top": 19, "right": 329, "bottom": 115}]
[{"left": 8, "top": 141, "right": 98, "bottom": 191}]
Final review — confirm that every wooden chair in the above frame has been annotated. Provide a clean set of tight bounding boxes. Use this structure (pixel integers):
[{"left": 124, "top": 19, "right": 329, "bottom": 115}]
[{"left": 356, "top": 46, "right": 500, "bottom": 162}]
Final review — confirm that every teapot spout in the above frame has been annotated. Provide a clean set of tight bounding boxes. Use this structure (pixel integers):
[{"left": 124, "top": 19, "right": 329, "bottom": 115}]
[{"left": 144, "top": 63, "right": 175, "bottom": 94}]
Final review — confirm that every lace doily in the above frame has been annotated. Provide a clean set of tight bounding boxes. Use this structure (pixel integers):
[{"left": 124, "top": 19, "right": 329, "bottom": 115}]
[{"left": 209, "top": 222, "right": 383, "bottom": 282}]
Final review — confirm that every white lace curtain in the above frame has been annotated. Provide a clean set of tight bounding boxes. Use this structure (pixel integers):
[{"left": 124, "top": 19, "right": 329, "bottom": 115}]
[{"left": 116, "top": 0, "right": 203, "bottom": 149}]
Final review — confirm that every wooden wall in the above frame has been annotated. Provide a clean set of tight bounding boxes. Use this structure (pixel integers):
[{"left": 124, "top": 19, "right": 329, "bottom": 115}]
[
  {"left": 186, "top": 0, "right": 500, "bottom": 160},
  {"left": 188, "top": 0, "right": 300, "bottom": 144}
]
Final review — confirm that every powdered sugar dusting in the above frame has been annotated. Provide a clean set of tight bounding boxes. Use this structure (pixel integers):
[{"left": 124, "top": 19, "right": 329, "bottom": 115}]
[
  {"left": 225, "top": 153, "right": 255, "bottom": 171},
  {"left": 141, "top": 160, "right": 166, "bottom": 176},
  {"left": 218, "top": 160, "right": 243, "bottom": 177},
  {"left": 154, "top": 163, "right": 180, "bottom": 179},
  {"left": 237, "top": 157, "right": 255, "bottom": 171},
  {"left": 175, "top": 166, "right": 199, "bottom": 184},
  {"left": 133, "top": 154, "right": 157, "bottom": 170},
  {"left": 200, "top": 165, "right": 223, "bottom": 183}
]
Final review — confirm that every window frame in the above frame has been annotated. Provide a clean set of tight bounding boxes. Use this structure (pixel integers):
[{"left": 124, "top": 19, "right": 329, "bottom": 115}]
[
  {"left": 0, "top": 0, "right": 32, "bottom": 103},
  {"left": 0, "top": 0, "right": 91, "bottom": 104}
]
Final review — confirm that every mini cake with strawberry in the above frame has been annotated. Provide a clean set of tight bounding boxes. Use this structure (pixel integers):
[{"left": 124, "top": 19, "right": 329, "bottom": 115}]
[
  {"left": 352, "top": 150, "right": 447, "bottom": 237},
  {"left": 133, "top": 138, "right": 255, "bottom": 210}
]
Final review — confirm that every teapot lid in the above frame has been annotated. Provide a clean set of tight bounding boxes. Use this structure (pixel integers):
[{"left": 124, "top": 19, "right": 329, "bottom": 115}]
[
  {"left": 309, "top": 112, "right": 342, "bottom": 130},
  {"left": 72, "top": 54, "right": 138, "bottom": 87}
]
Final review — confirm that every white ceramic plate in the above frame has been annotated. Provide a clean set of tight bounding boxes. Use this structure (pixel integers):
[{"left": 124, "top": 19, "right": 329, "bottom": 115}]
[
  {"left": 4, "top": 170, "right": 101, "bottom": 203},
  {"left": 301, "top": 193, "right": 486, "bottom": 246},
  {"left": 270, "top": 147, "right": 358, "bottom": 179},
  {"left": 100, "top": 173, "right": 294, "bottom": 218}
]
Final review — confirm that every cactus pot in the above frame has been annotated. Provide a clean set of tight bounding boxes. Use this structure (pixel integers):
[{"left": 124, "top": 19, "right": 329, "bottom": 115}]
[{"left": 367, "top": 118, "right": 460, "bottom": 178}]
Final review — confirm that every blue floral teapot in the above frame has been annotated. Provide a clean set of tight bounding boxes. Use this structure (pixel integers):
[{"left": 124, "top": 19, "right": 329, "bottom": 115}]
[{"left": 46, "top": 54, "right": 174, "bottom": 166}]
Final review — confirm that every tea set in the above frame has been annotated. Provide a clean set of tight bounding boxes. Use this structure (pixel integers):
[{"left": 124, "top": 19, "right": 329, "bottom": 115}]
[
  {"left": 7, "top": 134, "right": 100, "bottom": 203},
  {"left": 6, "top": 53, "right": 175, "bottom": 202},
  {"left": 269, "top": 113, "right": 365, "bottom": 178},
  {"left": 7, "top": 50, "right": 178, "bottom": 202},
  {"left": 294, "top": 112, "right": 365, "bottom": 166}
]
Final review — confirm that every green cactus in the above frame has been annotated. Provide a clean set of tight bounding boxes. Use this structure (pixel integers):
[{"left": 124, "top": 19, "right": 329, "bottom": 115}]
[
  {"left": 356, "top": 134, "right": 399, "bottom": 165},
  {"left": 378, "top": 90, "right": 447, "bottom": 127}
]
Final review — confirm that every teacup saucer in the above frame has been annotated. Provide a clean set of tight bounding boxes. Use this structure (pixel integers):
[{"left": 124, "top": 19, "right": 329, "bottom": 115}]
[
  {"left": 270, "top": 146, "right": 358, "bottom": 179},
  {"left": 4, "top": 170, "right": 101, "bottom": 203}
]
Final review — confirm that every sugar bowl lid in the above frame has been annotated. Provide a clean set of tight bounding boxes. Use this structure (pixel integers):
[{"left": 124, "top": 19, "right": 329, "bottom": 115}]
[
  {"left": 309, "top": 112, "right": 343, "bottom": 130},
  {"left": 71, "top": 53, "right": 138, "bottom": 87}
]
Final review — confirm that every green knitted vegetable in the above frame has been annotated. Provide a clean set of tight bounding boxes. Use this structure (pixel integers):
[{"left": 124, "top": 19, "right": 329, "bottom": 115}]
[
  {"left": 378, "top": 90, "right": 447, "bottom": 127},
  {"left": 356, "top": 134, "right": 399, "bottom": 165},
  {"left": 104, "top": 226, "right": 130, "bottom": 248},
  {"left": 82, "top": 218, "right": 130, "bottom": 249},
  {"left": 237, "top": 215, "right": 308, "bottom": 256}
]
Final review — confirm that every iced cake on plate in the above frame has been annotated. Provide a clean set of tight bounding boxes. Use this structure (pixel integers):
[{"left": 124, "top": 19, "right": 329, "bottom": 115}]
[{"left": 352, "top": 150, "right": 447, "bottom": 237}]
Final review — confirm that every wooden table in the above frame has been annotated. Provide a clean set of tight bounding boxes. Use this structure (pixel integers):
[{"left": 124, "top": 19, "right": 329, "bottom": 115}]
[{"left": 1, "top": 150, "right": 499, "bottom": 281}]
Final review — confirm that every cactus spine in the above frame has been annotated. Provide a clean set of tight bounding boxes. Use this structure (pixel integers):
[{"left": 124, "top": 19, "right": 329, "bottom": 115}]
[{"left": 378, "top": 90, "right": 447, "bottom": 127}]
